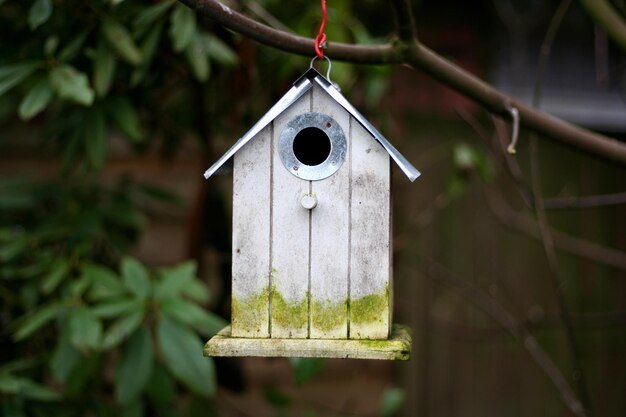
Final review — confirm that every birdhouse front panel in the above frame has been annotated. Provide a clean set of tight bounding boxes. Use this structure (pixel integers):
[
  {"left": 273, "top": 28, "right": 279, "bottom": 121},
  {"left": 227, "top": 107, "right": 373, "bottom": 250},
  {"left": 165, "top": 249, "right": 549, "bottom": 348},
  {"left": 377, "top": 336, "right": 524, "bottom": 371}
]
[{"left": 230, "top": 83, "right": 391, "bottom": 341}]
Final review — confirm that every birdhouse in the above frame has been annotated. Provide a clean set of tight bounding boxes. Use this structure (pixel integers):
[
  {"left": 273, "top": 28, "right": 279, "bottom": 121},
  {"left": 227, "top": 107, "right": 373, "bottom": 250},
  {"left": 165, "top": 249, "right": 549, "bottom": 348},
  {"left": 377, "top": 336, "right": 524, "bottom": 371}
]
[{"left": 203, "top": 67, "right": 419, "bottom": 360}]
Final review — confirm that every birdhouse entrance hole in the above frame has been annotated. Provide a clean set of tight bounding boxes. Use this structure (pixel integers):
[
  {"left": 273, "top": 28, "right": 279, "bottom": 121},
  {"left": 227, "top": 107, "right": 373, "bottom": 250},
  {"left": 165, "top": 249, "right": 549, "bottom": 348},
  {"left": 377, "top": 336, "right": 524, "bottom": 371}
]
[
  {"left": 292, "top": 127, "right": 331, "bottom": 166},
  {"left": 278, "top": 112, "right": 347, "bottom": 181}
]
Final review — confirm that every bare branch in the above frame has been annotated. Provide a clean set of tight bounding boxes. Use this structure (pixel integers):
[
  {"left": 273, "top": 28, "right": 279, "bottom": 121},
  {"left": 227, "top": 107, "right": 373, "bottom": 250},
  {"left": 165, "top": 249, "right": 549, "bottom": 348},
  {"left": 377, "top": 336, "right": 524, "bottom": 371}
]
[
  {"left": 178, "top": 0, "right": 626, "bottom": 165},
  {"left": 579, "top": 0, "right": 626, "bottom": 52},
  {"left": 422, "top": 259, "right": 587, "bottom": 417},
  {"left": 391, "top": 0, "right": 419, "bottom": 42},
  {"left": 528, "top": 1, "right": 591, "bottom": 411},
  {"left": 544, "top": 192, "right": 626, "bottom": 209},
  {"left": 484, "top": 188, "right": 626, "bottom": 271}
]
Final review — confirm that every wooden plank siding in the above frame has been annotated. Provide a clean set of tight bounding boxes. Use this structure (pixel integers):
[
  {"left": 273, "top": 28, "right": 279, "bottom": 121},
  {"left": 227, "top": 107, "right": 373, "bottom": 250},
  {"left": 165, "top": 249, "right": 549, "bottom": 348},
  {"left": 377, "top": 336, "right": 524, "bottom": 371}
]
[
  {"left": 231, "top": 125, "right": 272, "bottom": 338},
  {"left": 270, "top": 91, "right": 312, "bottom": 338},
  {"left": 309, "top": 86, "right": 351, "bottom": 339},
  {"left": 348, "top": 120, "right": 391, "bottom": 339},
  {"left": 231, "top": 84, "right": 391, "bottom": 340}
]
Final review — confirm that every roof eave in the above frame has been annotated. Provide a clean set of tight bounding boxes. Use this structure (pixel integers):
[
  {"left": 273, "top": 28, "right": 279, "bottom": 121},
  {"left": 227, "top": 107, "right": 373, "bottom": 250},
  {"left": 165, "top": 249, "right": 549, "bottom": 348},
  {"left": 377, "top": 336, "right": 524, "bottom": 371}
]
[{"left": 204, "top": 68, "right": 420, "bottom": 182}]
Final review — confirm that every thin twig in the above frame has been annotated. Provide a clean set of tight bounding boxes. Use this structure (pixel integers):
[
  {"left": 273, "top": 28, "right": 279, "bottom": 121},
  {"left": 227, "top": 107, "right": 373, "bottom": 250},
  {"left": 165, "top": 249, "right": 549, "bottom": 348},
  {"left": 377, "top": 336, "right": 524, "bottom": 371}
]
[
  {"left": 528, "top": 1, "right": 592, "bottom": 413},
  {"left": 452, "top": 108, "right": 626, "bottom": 271},
  {"left": 421, "top": 258, "right": 586, "bottom": 417},
  {"left": 579, "top": 0, "right": 626, "bottom": 52},
  {"left": 245, "top": 1, "right": 293, "bottom": 33},
  {"left": 391, "top": 0, "right": 419, "bottom": 42},
  {"left": 176, "top": 0, "right": 626, "bottom": 165},
  {"left": 483, "top": 188, "right": 626, "bottom": 271},
  {"left": 543, "top": 192, "right": 626, "bottom": 209}
]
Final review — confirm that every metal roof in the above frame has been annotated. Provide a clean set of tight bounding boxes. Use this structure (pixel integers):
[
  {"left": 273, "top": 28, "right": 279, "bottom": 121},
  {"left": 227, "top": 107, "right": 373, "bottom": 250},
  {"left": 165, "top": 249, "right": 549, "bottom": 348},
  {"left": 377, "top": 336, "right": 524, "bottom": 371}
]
[{"left": 203, "top": 68, "right": 420, "bottom": 182}]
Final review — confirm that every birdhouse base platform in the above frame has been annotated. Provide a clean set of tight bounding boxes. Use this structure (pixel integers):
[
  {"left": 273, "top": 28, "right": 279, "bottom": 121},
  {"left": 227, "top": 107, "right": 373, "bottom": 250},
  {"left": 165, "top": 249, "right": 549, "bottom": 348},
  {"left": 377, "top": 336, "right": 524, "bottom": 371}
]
[{"left": 204, "top": 324, "right": 411, "bottom": 361}]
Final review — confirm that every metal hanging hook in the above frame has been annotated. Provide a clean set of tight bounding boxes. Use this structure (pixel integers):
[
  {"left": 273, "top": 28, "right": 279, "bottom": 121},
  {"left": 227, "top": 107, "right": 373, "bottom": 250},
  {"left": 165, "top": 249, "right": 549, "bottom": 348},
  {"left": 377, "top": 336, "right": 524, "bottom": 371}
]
[
  {"left": 309, "top": 55, "right": 334, "bottom": 85},
  {"left": 506, "top": 105, "right": 520, "bottom": 155}
]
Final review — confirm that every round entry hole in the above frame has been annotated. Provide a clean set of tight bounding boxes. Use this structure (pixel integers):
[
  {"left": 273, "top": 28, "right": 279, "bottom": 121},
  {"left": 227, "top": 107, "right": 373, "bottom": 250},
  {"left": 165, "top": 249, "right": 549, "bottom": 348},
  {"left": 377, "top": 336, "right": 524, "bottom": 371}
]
[{"left": 292, "top": 127, "right": 331, "bottom": 166}]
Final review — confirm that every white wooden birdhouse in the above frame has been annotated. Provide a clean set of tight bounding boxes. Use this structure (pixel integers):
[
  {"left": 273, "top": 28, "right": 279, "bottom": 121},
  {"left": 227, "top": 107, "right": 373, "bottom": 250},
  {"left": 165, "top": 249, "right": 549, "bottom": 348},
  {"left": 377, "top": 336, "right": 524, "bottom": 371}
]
[{"left": 203, "top": 66, "right": 419, "bottom": 360}]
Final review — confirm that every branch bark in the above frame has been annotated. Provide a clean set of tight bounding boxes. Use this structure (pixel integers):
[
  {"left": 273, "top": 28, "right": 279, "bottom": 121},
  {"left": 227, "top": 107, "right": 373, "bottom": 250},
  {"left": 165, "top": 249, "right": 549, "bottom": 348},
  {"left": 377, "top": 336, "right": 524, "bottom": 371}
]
[
  {"left": 179, "top": 0, "right": 626, "bottom": 165},
  {"left": 579, "top": 0, "right": 626, "bottom": 52}
]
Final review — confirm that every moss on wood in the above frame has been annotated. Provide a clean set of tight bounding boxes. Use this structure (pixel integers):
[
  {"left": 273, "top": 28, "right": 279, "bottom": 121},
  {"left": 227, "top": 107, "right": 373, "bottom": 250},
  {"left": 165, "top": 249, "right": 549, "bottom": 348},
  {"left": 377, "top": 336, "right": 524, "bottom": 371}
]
[
  {"left": 271, "top": 290, "right": 308, "bottom": 331},
  {"left": 311, "top": 299, "right": 347, "bottom": 332},
  {"left": 350, "top": 285, "right": 388, "bottom": 325},
  {"left": 232, "top": 286, "right": 269, "bottom": 335}
]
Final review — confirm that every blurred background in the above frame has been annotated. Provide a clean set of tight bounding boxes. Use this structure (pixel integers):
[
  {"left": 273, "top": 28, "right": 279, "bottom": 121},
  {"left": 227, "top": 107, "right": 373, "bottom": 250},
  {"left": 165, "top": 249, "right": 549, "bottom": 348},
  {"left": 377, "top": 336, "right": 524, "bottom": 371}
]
[{"left": 1, "top": 0, "right": 625, "bottom": 416}]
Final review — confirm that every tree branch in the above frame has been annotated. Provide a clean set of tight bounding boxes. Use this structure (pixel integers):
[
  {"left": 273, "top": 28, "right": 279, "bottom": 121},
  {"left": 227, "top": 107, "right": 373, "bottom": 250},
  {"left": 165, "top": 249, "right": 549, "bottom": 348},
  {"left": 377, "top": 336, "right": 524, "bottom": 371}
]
[
  {"left": 391, "top": 0, "right": 419, "bottom": 42},
  {"left": 422, "top": 259, "right": 587, "bottom": 417},
  {"left": 579, "top": 0, "right": 626, "bottom": 52},
  {"left": 179, "top": 0, "right": 626, "bottom": 165}
]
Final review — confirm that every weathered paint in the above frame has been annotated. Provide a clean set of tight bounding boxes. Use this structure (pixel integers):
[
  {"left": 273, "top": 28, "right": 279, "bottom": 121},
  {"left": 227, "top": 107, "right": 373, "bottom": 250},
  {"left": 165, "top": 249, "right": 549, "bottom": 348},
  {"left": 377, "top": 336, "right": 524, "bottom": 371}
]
[
  {"left": 229, "top": 84, "right": 394, "bottom": 342},
  {"left": 309, "top": 85, "right": 350, "bottom": 339},
  {"left": 270, "top": 91, "right": 311, "bottom": 338},
  {"left": 231, "top": 124, "right": 271, "bottom": 338},
  {"left": 205, "top": 324, "right": 411, "bottom": 360},
  {"left": 349, "top": 118, "right": 391, "bottom": 340}
]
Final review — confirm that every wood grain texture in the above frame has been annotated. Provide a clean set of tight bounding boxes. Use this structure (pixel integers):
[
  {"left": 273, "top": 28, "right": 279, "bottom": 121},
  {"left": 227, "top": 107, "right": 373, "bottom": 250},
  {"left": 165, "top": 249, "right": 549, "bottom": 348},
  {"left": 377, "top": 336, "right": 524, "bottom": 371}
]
[
  {"left": 231, "top": 125, "right": 271, "bottom": 338},
  {"left": 205, "top": 324, "right": 411, "bottom": 360},
  {"left": 270, "top": 91, "right": 311, "bottom": 338},
  {"left": 349, "top": 120, "right": 391, "bottom": 340},
  {"left": 309, "top": 86, "right": 350, "bottom": 339}
]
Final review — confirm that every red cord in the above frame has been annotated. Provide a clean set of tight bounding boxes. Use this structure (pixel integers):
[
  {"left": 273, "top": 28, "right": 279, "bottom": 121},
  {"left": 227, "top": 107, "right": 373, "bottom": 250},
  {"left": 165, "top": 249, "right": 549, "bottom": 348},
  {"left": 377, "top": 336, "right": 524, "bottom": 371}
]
[{"left": 314, "top": 0, "right": 327, "bottom": 59}]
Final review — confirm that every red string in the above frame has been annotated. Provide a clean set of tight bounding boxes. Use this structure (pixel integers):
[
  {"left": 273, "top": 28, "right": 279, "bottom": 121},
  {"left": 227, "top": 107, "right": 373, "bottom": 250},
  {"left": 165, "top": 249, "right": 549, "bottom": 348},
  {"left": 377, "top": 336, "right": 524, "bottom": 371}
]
[{"left": 314, "top": 0, "right": 327, "bottom": 59}]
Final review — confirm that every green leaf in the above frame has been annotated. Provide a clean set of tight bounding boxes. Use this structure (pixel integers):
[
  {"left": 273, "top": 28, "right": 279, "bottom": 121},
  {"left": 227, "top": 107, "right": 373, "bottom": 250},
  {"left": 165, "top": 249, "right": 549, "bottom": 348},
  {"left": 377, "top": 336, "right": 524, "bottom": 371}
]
[
  {"left": 58, "top": 31, "right": 90, "bottom": 61},
  {"left": 120, "top": 401, "right": 145, "bottom": 417},
  {"left": 64, "top": 354, "right": 101, "bottom": 397},
  {"left": 94, "top": 39, "right": 117, "bottom": 97},
  {"left": 0, "top": 63, "right": 38, "bottom": 97},
  {"left": 107, "top": 97, "right": 143, "bottom": 142},
  {"left": 0, "top": 374, "right": 59, "bottom": 401},
  {"left": 289, "top": 357, "right": 325, "bottom": 385},
  {"left": 92, "top": 298, "right": 140, "bottom": 318},
  {"left": 18, "top": 78, "right": 53, "bottom": 120},
  {"left": 115, "top": 327, "right": 153, "bottom": 404},
  {"left": 13, "top": 302, "right": 64, "bottom": 341},
  {"left": 131, "top": 21, "right": 163, "bottom": 86},
  {"left": 0, "top": 238, "right": 27, "bottom": 263},
  {"left": 85, "top": 110, "right": 107, "bottom": 170},
  {"left": 101, "top": 310, "right": 144, "bottom": 350},
  {"left": 68, "top": 307, "right": 102, "bottom": 352},
  {"left": 28, "top": 0, "right": 53, "bottom": 30},
  {"left": 200, "top": 33, "right": 238, "bottom": 66},
  {"left": 50, "top": 327, "right": 81, "bottom": 383},
  {"left": 145, "top": 363, "right": 176, "bottom": 404},
  {"left": 84, "top": 263, "right": 126, "bottom": 300},
  {"left": 184, "top": 34, "right": 210, "bottom": 82},
  {"left": 41, "top": 258, "right": 70, "bottom": 294},
  {"left": 181, "top": 279, "right": 210, "bottom": 304},
  {"left": 169, "top": 4, "right": 196, "bottom": 53},
  {"left": 263, "top": 387, "right": 291, "bottom": 407},
  {"left": 134, "top": 0, "right": 174, "bottom": 35},
  {"left": 102, "top": 20, "right": 143, "bottom": 66},
  {"left": 44, "top": 35, "right": 59, "bottom": 56},
  {"left": 379, "top": 387, "right": 405, "bottom": 417},
  {"left": 121, "top": 257, "right": 151, "bottom": 299},
  {"left": 157, "top": 317, "right": 216, "bottom": 398},
  {"left": 161, "top": 298, "right": 225, "bottom": 336},
  {"left": 50, "top": 65, "right": 95, "bottom": 106},
  {"left": 155, "top": 261, "right": 197, "bottom": 300}
]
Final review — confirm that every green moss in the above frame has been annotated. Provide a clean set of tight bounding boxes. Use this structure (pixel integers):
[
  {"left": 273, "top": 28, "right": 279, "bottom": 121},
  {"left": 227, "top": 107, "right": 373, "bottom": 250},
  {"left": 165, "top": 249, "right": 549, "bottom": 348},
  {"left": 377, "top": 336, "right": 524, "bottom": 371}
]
[
  {"left": 232, "top": 286, "right": 269, "bottom": 334},
  {"left": 311, "top": 299, "right": 347, "bottom": 332},
  {"left": 271, "top": 290, "right": 308, "bottom": 330},
  {"left": 350, "top": 286, "right": 388, "bottom": 325}
]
